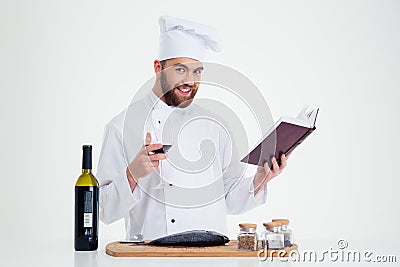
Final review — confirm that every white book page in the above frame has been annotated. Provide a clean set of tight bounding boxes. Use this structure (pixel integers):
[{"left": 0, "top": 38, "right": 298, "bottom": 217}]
[
  {"left": 296, "top": 105, "right": 319, "bottom": 127},
  {"left": 280, "top": 116, "right": 313, "bottom": 128}
]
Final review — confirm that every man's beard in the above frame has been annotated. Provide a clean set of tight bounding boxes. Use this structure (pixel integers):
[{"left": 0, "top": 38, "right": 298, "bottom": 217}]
[{"left": 161, "top": 72, "right": 198, "bottom": 108}]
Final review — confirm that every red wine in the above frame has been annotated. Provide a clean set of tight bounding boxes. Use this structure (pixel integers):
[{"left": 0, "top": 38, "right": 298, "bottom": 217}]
[
  {"left": 149, "top": 144, "right": 172, "bottom": 154},
  {"left": 74, "top": 145, "right": 99, "bottom": 251}
]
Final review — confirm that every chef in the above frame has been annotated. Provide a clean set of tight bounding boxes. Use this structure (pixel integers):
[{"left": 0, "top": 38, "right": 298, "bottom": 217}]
[{"left": 97, "top": 16, "right": 288, "bottom": 240}]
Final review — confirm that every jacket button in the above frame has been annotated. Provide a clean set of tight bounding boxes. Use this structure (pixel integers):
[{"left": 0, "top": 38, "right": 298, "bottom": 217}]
[
  {"left": 169, "top": 183, "right": 173, "bottom": 186},
  {"left": 171, "top": 219, "right": 175, "bottom": 223}
]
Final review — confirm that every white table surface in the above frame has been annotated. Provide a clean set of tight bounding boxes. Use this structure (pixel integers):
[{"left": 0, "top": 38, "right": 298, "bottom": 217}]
[{"left": 2, "top": 238, "right": 399, "bottom": 266}]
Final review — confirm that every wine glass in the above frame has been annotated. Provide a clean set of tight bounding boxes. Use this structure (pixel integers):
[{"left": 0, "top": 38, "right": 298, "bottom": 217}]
[{"left": 151, "top": 124, "right": 174, "bottom": 190}]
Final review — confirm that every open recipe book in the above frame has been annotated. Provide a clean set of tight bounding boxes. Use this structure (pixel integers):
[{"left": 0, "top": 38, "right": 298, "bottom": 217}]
[{"left": 241, "top": 106, "right": 319, "bottom": 167}]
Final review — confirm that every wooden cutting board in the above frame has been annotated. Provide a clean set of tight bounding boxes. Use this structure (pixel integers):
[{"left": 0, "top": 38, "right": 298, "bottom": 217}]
[{"left": 106, "top": 240, "right": 298, "bottom": 257}]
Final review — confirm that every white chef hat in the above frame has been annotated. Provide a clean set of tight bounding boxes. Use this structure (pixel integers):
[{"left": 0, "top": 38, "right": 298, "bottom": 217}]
[{"left": 158, "top": 16, "right": 221, "bottom": 61}]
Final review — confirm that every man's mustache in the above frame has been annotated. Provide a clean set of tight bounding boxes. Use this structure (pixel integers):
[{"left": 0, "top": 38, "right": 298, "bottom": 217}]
[{"left": 170, "top": 83, "right": 197, "bottom": 91}]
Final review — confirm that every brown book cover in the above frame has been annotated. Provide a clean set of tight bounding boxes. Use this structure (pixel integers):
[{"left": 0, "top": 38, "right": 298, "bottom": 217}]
[{"left": 241, "top": 107, "right": 318, "bottom": 167}]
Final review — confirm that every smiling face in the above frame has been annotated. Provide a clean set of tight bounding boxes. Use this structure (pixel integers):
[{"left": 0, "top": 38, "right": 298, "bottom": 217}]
[{"left": 157, "top": 58, "right": 204, "bottom": 108}]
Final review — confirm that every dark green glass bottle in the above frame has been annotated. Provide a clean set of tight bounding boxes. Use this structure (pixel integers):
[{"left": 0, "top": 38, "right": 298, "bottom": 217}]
[{"left": 74, "top": 145, "right": 99, "bottom": 251}]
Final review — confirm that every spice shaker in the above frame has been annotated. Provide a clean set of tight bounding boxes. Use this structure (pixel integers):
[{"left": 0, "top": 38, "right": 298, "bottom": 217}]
[
  {"left": 272, "top": 218, "right": 293, "bottom": 247},
  {"left": 237, "top": 223, "right": 258, "bottom": 251},
  {"left": 261, "top": 222, "right": 284, "bottom": 250}
]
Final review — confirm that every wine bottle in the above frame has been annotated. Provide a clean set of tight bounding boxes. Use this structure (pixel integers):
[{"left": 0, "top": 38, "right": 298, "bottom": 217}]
[{"left": 74, "top": 145, "right": 99, "bottom": 251}]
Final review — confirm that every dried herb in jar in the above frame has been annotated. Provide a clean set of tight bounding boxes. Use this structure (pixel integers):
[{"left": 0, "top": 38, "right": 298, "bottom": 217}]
[{"left": 237, "top": 223, "right": 258, "bottom": 251}]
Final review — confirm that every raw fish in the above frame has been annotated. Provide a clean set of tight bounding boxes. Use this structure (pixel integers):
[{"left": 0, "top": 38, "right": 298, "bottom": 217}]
[{"left": 147, "top": 230, "right": 229, "bottom": 247}]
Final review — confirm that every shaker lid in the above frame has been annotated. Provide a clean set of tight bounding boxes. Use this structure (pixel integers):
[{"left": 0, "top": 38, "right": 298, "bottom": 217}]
[
  {"left": 263, "top": 221, "right": 282, "bottom": 227},
  {"left": 272, "top": 219, "right": 290, "bottom": 225},
  {"left": 239, "top": 223, "right": 257, "bottom": 228}
]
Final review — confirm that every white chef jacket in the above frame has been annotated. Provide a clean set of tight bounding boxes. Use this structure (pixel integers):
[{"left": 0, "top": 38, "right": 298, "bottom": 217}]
[{"left": 97, "top": 91, "right": 267, "bottom": 240}]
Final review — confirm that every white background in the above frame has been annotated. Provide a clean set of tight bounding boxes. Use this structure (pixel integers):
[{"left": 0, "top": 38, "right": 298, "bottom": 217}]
[{"left": 1, "top": 0, "right": 399, "bottom": 248}]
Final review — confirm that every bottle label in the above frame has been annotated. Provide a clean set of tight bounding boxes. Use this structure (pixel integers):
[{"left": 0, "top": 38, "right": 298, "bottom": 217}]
[
  {"left": 84, "top": 213, "right": 93, "bottom": 228},
  {"left": 83, "top": 191, "right": 93, "bottom": 227},
  {"left": 267, "top": 233, "right": 284, "bottom": 249}
]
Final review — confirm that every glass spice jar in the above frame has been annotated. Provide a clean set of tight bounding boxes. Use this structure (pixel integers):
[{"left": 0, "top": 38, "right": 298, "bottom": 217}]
[
  {"left": 272, "top": 218, "right": 293, "bottom": 247},
  {"left": 261, "top": 222, "right": 284, "bottom": 250},
  {"left": 237, "top": 223, "right": 258, "bottom": 251}
]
